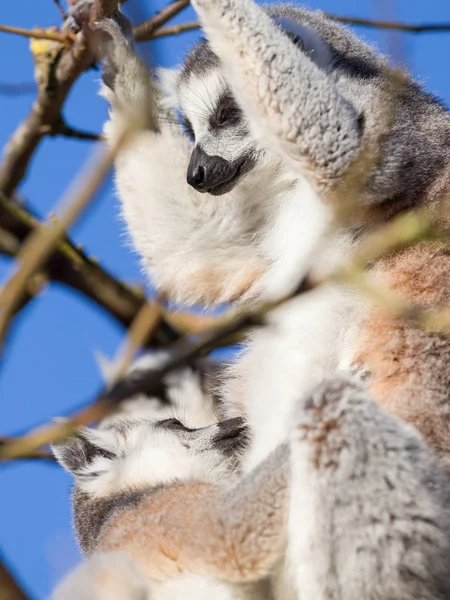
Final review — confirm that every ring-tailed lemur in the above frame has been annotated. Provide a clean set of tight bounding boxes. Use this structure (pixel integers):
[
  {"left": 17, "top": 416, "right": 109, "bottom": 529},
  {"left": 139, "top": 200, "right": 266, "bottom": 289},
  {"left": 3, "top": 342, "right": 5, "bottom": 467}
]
[
  {"left": 51, "top": 414, "right": 271, "bottom": 600},
  {"left": 69, "top": 0, "right": 450, "bottom": 474},
  {"left": 65, "top": 1, "right": 450, "bottom": 597},
  {"left": 52, "top": 378, "right": 450, "bottom": 599}
]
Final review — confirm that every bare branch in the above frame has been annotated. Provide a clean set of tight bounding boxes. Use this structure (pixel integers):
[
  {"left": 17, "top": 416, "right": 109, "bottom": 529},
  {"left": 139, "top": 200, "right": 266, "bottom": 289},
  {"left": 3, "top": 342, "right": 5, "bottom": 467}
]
[
  {"left": 0, "top": 127, "right": 130, "bottom": 346},
  {"left": 52, "top": 0, "right": 68, "bottom": 21},
  {"left": 0, "top": 194, "right": 177, "bottom": 341},
  {"left": 325, "top": 14, "right": 450, "bottom": 34},
  {"left": 0, "top": 24, "right": 75, "bottom": 44},
  {"left": 133, "top": 0, "right": 190, "bottom": 42},
  {"left": 150, "top": 21, "right": 199, "bottom": 39},
  {"left": 45, "top": 118, "right": 103, "bottom": 141},
  {"left": 0, "top": 0, "right": 121, "bottom": 196}
]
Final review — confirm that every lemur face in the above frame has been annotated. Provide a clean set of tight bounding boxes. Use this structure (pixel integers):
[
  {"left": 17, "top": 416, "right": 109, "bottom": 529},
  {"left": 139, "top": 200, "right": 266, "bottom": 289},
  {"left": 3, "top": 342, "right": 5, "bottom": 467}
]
[
  {"left": 53, "top": 417, "right": 249, "bottom": 499},
  {"left": 176, "top": 42, "right": 263, "bottom": 196}
]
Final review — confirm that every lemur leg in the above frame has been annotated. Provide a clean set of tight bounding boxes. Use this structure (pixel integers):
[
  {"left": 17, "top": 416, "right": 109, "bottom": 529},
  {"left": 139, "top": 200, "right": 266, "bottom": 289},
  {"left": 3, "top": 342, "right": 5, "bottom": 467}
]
[
  {"left": 96, "top": 444, "right": 289, "bottom": 583},
  {"left": 68, "top": 2, "right": 268, "bottom": 305},
  {"left": 350, "top": 244, "right": 450, "bottom": 466},
  {"left": 289, "top": 377, "right": 450, "bottom": 600},
  {"left": 190, "top": 0, "right": 362, "bottom": 188}
]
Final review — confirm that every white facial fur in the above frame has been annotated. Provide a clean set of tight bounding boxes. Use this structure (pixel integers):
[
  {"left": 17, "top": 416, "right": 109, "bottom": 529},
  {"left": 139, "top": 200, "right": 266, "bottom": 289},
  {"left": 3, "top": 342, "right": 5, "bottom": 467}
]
[
  {"left": 69, "top": 418, "right": 244, "bottom": 499},
  {"left": 177, "top": 71, "right": 258, "bottom": 163}
]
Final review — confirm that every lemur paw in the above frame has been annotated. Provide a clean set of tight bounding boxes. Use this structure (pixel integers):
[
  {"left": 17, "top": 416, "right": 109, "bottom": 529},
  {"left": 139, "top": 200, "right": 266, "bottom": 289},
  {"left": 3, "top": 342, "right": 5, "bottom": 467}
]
[{"left": 66, "top": 1, "right": 134, "bottom": 89}]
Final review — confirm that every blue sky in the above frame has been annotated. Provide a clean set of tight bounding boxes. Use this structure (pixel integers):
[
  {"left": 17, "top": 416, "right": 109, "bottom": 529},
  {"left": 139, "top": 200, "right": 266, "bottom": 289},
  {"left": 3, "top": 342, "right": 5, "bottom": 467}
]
[{"left": 1, "top": 0, "right": 450, "bottom": 597}]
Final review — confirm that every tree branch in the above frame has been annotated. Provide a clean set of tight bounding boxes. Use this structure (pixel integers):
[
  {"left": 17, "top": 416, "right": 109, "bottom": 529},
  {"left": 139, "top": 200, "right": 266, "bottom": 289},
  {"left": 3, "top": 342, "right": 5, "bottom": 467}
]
[
  {"left": 0, "top": 24, "right": 75, "bottom": 44},
  {"left": 0, "top": 0, "right": 121, "bottom": 197},
  {"left": 133, "top": 0, "right": 190, "bottom": 42},
  {"left": 150, "top": 21, "right": 199, "bottom": 39},
  {"left": 325, "top": 15, "right": 450, "bottom": 33}
]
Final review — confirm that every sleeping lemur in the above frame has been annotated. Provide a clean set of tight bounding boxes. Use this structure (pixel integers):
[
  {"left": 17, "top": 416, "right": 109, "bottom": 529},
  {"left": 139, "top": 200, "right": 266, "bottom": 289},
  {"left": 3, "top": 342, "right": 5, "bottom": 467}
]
[
  {"left": 52, "top": 414, "right": 271, "bottom": 600},
  {"left": 53, "top": 378, "right": 450, "bottom": 600},
  {"left": 62, "top": 0, "right": 450, "bottom": 597}
]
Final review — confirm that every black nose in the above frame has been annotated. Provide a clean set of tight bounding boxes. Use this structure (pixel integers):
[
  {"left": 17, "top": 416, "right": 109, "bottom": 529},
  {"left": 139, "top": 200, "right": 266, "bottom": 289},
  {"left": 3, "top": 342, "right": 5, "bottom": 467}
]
[{"left": 187, "top": 146, "right": 238, "bottom": 194}]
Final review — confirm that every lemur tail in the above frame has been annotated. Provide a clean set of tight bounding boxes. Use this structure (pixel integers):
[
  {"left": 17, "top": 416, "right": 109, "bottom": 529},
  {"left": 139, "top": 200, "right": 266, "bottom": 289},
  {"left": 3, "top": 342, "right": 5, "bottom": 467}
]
[{"left": 51, "top": 551, "right": 152, "bottom": 600}]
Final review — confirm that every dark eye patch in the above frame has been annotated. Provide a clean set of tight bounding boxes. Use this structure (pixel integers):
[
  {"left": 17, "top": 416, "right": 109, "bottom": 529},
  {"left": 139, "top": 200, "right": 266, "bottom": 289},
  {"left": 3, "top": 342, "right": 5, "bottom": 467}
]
[{"left": 210, "top": 91, "right": 243, "bottom": 130}]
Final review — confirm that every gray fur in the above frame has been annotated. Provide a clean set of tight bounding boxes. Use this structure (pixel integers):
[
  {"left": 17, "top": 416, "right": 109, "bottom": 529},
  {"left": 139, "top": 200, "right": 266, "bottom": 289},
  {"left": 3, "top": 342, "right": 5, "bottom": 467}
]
[
  {"left": 290, "top": 377, "right": 450, "bottom": 599},
  {"left": 189, "top": 0, "right": 450, "bottom": 215}
]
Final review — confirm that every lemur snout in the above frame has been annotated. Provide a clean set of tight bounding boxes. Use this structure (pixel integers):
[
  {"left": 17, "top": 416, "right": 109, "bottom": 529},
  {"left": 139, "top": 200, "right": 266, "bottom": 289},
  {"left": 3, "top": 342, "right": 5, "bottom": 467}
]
[{"left": 187, "top": 146, "right": 242, "bottom": 196}]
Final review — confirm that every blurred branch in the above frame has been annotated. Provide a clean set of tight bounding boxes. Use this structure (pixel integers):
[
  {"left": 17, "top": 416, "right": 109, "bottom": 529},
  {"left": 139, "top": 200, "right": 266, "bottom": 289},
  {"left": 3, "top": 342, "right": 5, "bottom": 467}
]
[
  {"left": 1, "top": 203, "right": 449, "bottom": 461},
  {"left": 0, "top": 439, "right": 55, "bottom": 462},
  {"left": 0, "top": 127, "right": 130, "bottom": 347},
  {"left": 0, "top": 83, "right": 36, "bottom": 96},
  {"left": 325, "top": 15, "right": 450, "bottom": 33},
  {"left": 0, "top": 24, "right": 75, "bottom": 44},
  {"left": 0, "top": 193, "right": 179, "bottom": 343},
  {"left": 133, "top": 0, "right": 190, "bottom": 42},
  {"left": 44, "top": 118, "right": 103, "bottom": 141},
  {"left": 52, "top": 0, "right": 68, "bottom": 21},
  {"left": 0, "top": 0, "right": 121, "bottom": 197},
  {"left": 0, "top": 556, "right": 29, "bottom": 600}
]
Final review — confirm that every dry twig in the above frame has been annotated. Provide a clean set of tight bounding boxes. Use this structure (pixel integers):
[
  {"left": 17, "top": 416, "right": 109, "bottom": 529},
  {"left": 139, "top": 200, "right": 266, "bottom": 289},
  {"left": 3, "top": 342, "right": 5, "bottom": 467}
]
[{"left": 133, "top": 0, "right": 190, "bottom": 42}]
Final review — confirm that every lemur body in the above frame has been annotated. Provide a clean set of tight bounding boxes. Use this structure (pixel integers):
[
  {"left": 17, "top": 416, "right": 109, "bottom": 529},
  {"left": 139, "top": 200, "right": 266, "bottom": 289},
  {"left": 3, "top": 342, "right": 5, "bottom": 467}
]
[
  {"left": 53, "top": 378, "right": 450, "bottom": 599},
  {"left": 60, "top": 1, "right": 450, "bottom": 597},
  {"left": 78, "top": 0, "right": 450, "bottom": 472},
  {"left": 52, "top": 415, "right": 276, "bottom": 600}
]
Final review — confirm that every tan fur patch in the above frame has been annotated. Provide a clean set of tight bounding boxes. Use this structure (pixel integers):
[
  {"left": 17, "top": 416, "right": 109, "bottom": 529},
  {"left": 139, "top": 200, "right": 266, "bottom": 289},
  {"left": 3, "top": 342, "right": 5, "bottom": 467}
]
[
  {"left": 96, "top": 482, "right": 234, "bottom": 582},
  {"left": 159, "top": 263, "right": 266, "bottom": 306},
  {"left": 352, "top": 244, "right": 450, "bottom": 460}
]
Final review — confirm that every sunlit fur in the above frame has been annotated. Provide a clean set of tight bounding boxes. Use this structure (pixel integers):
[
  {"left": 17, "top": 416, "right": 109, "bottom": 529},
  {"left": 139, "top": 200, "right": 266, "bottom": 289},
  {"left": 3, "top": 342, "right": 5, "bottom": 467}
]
[{"left": 52, "top": 416, "right": 256, "bottom": 600}]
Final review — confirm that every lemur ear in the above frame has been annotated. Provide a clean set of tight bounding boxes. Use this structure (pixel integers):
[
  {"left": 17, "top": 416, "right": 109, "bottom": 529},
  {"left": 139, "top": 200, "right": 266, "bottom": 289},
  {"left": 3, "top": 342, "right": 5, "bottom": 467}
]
[
  {"left": 51, "top": 423, "right": 116, "bottom": 475},
  {"left": 156, "top": 67, "right": 180, "bottom": 109},
  {"left": 273, "top": 18, "right": 332, "bottom": 73}
]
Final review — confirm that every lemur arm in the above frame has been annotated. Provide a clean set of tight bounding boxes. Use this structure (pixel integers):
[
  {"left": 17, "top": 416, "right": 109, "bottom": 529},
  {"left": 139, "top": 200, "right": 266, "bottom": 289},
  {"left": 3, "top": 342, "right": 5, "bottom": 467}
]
[
  {"left": 68, "top": 1, "right": 267, "bottom": 305},
  {"left": 96, "top": 443, "right": 289, "bottom": 583},
  {"left": 190, "top": 0, "right": 362, "bottom": 188}
]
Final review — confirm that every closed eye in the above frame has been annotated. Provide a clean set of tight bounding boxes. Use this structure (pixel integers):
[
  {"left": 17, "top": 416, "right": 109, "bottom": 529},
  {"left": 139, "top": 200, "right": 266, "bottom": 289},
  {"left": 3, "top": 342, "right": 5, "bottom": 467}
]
[
  {"left": 211, "top": 92, "right": 242, "bottom": 129},
  {"left": 181, "top": 115, "right": 195, "bottom": 141}
]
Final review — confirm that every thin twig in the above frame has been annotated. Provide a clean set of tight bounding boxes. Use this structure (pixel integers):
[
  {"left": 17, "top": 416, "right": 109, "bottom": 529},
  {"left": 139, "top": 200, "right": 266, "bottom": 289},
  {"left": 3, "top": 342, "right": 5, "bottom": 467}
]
[
  {"left": 133, "top": 0, "right": 190, "bottom": 42},
  {"left": 0, "top": 24, "right": 75, "bottom": 44},
  {"left": 52, "top": 0, "right": 68, "bottom": 21},
  {"left": 325, "top": 14, "right": 450, "bottom": 33},
  {"left": 44, "top": 119, "right": 104, "bottom": 141},
  {"left": 109, "top": 301, "right": 162, "bottom": 382},
  {"left": 150, "top": 21, "right": 199, "bottom": 39}
]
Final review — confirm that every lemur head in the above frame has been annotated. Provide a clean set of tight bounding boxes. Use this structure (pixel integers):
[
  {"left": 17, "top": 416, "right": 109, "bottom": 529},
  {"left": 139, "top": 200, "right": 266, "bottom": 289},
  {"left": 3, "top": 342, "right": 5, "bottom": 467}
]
[
  {"left": 159, "top": 12, "right": 332, "bottom": 196},
  {"left": 52, "top": 416, "right": 248, "bottom": 499}
]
